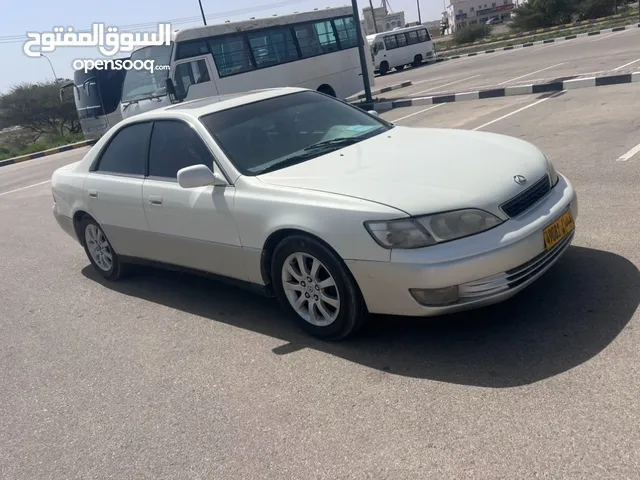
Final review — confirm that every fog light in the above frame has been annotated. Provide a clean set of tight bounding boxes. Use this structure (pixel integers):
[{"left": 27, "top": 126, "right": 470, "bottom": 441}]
[{"left": 409, "top": 286, "right": 460, "bottom": 306}]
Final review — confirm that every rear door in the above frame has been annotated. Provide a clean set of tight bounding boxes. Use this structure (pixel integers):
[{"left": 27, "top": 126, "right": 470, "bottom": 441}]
[{"left": 84, "top": 121, "right": 153, "bottom": 257}]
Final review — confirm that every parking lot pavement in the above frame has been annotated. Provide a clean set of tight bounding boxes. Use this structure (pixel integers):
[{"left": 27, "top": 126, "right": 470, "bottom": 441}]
[
  {"left": 1, "top": 87, "right": 640, "bottom": 478},
  {"left": 369, "top": 28, "right": 640, "bottom": 98},
  {"left": 0, "top": 147, "right": 90, "bottom": 196}
]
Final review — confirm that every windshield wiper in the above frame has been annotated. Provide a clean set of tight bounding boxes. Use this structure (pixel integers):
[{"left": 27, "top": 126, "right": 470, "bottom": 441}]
[
  {"left": 303, "top": 137, "right": 361, "bottom": 151},
  {"left": 255, "top": 136, "right": 373, "bottom": 175}
]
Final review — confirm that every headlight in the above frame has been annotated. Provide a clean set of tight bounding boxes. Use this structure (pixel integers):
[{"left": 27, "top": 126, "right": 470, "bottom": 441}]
[
  {"left": 364, "top": 209, "right": 503, "bottom": 249},
  {"left": 546, "top": 157, "right": 559, "bottom": 186}
]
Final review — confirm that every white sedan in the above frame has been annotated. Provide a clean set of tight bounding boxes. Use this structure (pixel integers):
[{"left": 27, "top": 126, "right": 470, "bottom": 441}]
[{"left": 52, "top": 87, "right": 577, "bottom": 340}]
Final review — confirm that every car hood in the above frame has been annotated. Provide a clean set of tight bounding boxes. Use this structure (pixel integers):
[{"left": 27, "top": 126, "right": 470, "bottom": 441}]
[{"left": 257, "top": 126, "right": 550, "bottom": 217}]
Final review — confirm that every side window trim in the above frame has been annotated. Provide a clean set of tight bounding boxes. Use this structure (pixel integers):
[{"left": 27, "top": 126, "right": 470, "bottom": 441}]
[{"left": 89, "top": 121, "right": 152, "bottom": 177}]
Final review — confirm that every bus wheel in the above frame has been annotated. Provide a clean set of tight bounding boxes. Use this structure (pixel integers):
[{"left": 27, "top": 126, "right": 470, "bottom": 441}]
[
  {"left": 379, "top": 62, "right": 389, "bottom": 75},
  {"left": 317, "top": 84, "right": 336, "bottom": 97},
  {"left": 412, "top": 55, "right": 423, "bottom": 67},
  {"left": 395, "top": 65, "right": 405, "bottom": 71}
]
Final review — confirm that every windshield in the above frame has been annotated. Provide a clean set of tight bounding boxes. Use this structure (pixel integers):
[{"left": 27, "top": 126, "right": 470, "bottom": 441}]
[
  {"left": 199, "top": 91, "right": 392, "bottom": 176},
  {"left": 121, "top": 45, "right": 172, "bottom": 102},
  {"left": 73, "top": 67, "right": 126, "bottom": 117}
]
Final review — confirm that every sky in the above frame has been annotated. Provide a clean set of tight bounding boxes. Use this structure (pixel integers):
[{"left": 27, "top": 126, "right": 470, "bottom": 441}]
[{"left": 0, "top": 0, "right": 447, "bottom": 94}]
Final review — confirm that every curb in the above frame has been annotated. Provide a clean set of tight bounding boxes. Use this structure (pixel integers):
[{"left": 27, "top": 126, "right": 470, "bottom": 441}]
[
  {"left": 439, "top": 23, "right": 640, "bottom": 61},
  {"left": 356, "top": 72, "right": 640, "bottom": 113},
  {"left": 0, "top": 139, "right": 96, "bottom": 168},
  {"left": 438, "top": 10, "right": 639, "bottom": 53},
  {"left": 348, "top": 81, "right": 413, "bottom": 101}
]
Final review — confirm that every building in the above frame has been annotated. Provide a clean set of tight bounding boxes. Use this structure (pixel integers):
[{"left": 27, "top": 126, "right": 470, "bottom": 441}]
[
  {"left": 444, "top": 0, "right": 516, "bottom": 34},
  {"left": 362, "top": 5, "right": 406, "bottom": 35}
]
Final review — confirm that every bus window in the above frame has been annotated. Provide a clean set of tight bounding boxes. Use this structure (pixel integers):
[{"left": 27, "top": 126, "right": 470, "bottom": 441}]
[
  {"left": 384, "top": 35, "right": 398, "bottom": 50},
  {"left": 314, "top": 20, "right": 339, "bottom": 52},
  {"left": 333, "top": 17, "right": 358, "bottom": 49},
  {"left": 248, "top": 27, "right": 299, "bottom": 68},
  {"left": 407, "top": 31, "right": 419, "bottom": 45},
  {"left": 175, "top": 39, "right": 209, "bottom": 60},
  {"left": 396, "top": 33, "right": 407, "bottom": 47},
  {"left": 417, "top": 29, "right": 428, "bottom": 42},
  {"left": 208, "top": 35, "right": 255, "bottom": 78}
]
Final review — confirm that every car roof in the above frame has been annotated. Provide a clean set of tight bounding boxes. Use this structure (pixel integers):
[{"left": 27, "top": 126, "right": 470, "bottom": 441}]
[{"left": 131, "top": 86, "right": 308, "bottom": 121}]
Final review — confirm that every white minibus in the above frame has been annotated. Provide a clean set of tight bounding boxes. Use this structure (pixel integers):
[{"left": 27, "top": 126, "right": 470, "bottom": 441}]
[{"left": 366, "top": 25, "right": 437, "bottom": 75}]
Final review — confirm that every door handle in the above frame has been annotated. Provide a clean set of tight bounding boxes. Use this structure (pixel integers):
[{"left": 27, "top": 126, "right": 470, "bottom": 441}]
[
  {"left": 148, "top": 195, "right": 163, "bottom": 206},
  {"left": 88, "top": 189, "right": 98, "bottom": 198}
]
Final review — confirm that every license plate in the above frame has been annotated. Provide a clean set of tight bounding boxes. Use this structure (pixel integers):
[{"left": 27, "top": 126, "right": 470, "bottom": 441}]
[{"left": 543, "top": 210, "right": 575, "bottom": 250}]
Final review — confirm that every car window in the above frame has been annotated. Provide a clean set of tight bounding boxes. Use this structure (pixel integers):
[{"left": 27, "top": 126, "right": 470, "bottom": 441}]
[
  {"left": 199, "top": 91, "right": 392, "bottom": 176},
  {"left": 148, "top": 120, "right": 214, "bottom": 180},
  {"left": 95, "top": 122, "right": 152, "bottom": 176}
]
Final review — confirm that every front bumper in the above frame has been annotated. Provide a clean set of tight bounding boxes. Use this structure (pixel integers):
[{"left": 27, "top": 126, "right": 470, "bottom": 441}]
[{"left": 346, "top": 173, "right": 577, "bottom": 316}]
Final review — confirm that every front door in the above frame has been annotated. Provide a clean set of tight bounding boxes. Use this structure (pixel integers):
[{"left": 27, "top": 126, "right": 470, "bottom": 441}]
[
  {"left": 141, "top": 119, "right": 245, "bottom": 280},
  {"left": 172, "top": 55, "right": 219, "bottom": 101}
]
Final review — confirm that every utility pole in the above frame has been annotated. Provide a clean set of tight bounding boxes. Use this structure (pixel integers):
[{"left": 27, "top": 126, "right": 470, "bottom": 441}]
[
  {"left": 351, "top": 0, "right": 373, "bottom": 103},
  {"left": 417, "top": 0, "right": 422, "bottom": 24},
  {"left": 41, "top": 54, "right": 58, "bottom": 82},
  {"left": 198, "top": 0, "right": 207, "bottom": 25},
  {"left": 368, "top": 0, "right": 379, "bottom": 33}
]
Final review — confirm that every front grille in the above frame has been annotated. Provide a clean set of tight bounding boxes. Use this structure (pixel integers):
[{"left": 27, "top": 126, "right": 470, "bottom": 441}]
[{"left": 500, "top": 174, "right": 551, "bottom": 218}]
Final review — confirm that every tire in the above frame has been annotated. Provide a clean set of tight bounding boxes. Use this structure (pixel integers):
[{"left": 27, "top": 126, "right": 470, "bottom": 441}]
[
  {"left": 271, "top": 235, "right": 367, "bottom": 340},
  {"left": 395, "top": 64, "right": 405, "bottom": 71},
  {"left": 412, "top": 54, "right": 423, "bottom": 67},
  {"left": 379, "top": 61, "right": 389, "bottom": 75},
  {"left": 80, "top": 216, "right": 128, "bottom": 281}
]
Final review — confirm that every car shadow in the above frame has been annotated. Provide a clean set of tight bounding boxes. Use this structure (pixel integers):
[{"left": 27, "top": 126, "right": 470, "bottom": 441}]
[{"left": 82, "top": 245, "right": 639, "bottom": 388}]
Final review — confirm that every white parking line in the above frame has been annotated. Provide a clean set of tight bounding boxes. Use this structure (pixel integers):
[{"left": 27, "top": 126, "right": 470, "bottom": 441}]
[
  {"left": 472, "top": 91, "right": 565, "bottom": 131},
  {"left": 389, "top": 103, "right": 445, "bottom": 123},
  {"left": 613, "top": 57, "right": 640, "bottom": 71},
  {"left": 616, "top": 142, "right": 640, "bottom": 162},
  {"left": 497, "top": 63, "right": 565, "bottom": 85},
  {"left": 411, "top": 75, "right": 480, "bottom": 96},
  {"left": 0, "top": 180, "right": 51, "bottom": 197}
]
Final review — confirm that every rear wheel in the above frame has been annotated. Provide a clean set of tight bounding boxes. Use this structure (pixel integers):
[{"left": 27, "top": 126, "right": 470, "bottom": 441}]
[
  {"left": 379, "top": 61, "right": 389, "bottom": 75},
  {"left": 80, "top": 216, "right": 128, "bottom": 281},
  {"left": 412, "top": 54, "right": 423, "bottom": 67},
  {"left": 271, "top": 235, "right": 367, "bottom": 340}
]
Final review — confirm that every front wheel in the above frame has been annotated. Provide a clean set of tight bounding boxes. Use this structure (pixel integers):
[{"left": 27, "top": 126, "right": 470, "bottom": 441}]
[
  {"left": 412, "top": 54, "right": 423, "bottom": 67},
  {"left": 271, "top": 236, "right": 367, "bottom": 340}
]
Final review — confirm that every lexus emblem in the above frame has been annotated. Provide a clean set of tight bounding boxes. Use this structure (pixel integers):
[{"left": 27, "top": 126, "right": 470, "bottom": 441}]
[{"left": 513, "top": 175, "right": 527, "bottom": 185}]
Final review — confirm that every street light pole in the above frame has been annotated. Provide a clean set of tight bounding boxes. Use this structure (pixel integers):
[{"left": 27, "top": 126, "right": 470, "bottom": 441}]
[
  {"left": 351, "top": 0, "right": 373, "bottom": 104},
  {"left": 198, "top": 0, "right": 207, "bottom": 25},
  {"left": 41, "top": 54, "right": 58, "bottom": 82},
  {"left": 368, "top": 0, "right": 379, "bottom": 33}
]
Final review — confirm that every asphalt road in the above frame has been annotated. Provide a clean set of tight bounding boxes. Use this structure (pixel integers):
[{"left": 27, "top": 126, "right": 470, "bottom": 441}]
[
  {"left": 1, "top": 83, "right": 639, "bottom": 478},
  {"left": 368, "top": 27, "right": 640, "bottom": 98}
]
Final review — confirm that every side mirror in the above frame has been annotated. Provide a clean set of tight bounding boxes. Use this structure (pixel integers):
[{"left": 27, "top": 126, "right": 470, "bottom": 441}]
[
  {"left": 177, "top": 164, "right": 228, "bottom": 189},
  {"left": 166, "top": 78, "right": 184, "bottom": 103},
  {"left": 368, "top": 110, "right": 379, "bottom": 117}
]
